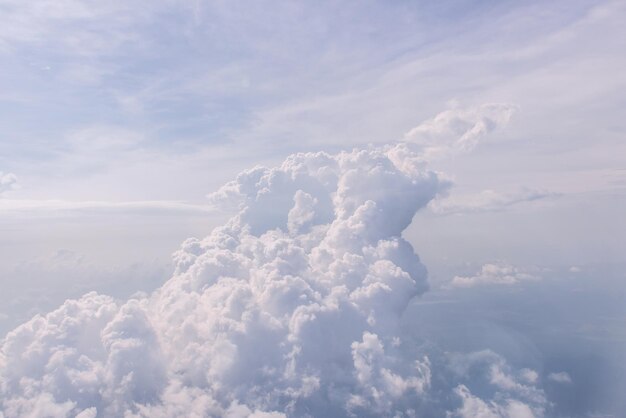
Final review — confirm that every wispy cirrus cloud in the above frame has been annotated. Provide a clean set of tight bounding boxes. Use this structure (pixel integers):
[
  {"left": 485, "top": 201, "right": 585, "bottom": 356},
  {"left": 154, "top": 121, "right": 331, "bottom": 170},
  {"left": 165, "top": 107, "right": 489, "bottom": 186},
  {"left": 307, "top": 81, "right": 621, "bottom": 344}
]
[
  {"left": 0, "top": 199, "right": 213, "bottom": 215},
  {"left": 430, "top": 188, "right": 558, "bottom": 215}
]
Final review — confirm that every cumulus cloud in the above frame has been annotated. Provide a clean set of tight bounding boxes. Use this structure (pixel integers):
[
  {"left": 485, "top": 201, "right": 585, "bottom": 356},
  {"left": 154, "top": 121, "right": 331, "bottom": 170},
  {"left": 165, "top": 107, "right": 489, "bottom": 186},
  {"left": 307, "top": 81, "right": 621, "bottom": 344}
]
[
  {"left": 404, "top": 103, "right": 517, "bottom": 159},
  {"left": 0, "top": 247, "right": 171, "bottom": 341},
  {"left": 430, "top": 188, "right": 557, "bottom": 215},
  {"left": 0, "top": 144, "right": 449, "bottom": 417},
  {"left": 0, "top": 142, "right": 555, "bottom": 417},
  {"left": 547, "top": 372, "right": 572, "bottom": 384},
  {"left": 447, "top": 351, "right": 546, "bottom": 418},
  {"left": 0, "top": 172, "right": 17, "bottom": 195},
  {"left": 449, "top": 263, "right": 540, "bottom": 288},
  {"left": 452, "top": 388, "right": 539, "bottom": 418}
]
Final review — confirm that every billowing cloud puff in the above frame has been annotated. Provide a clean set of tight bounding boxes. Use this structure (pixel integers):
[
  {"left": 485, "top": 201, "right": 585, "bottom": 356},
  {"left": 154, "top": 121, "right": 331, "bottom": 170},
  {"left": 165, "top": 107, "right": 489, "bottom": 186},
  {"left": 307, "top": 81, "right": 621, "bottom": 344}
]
[
  {"left": 449, "top": 263, "right": 540, "bottom": 288},
  {"left": 0, "top": 172, "right": 17, "bottom": 195},
  {"left": 0, "top": 144, "right": 553, "bottom": 417},
  {"left": 404, "top": 103, "right": 517, "bottom": 159},
  {"left": 447, "top": 351, "right": 546, "bottom": 418},
  {"left": 547, "top": 372, "right": 572, "bottom": 384},
  {"left": 0, "top": 145, "right": 447, "bottom": 417}
]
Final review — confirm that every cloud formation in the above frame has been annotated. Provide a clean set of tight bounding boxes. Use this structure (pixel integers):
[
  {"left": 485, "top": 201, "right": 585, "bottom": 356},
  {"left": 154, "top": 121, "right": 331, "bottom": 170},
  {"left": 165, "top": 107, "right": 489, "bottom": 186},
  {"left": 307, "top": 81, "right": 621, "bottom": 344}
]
[
  {"left": 547, "top": 372, "right": 572, "bottom": 384},
  {"left": 0, "top": 199, "right": 212, "bottom": 215},
  {"left": 0, "top": 144, "right": 446, "bottom": 417},
  {"left": 430, "top": 188, "right": 556, "bottom": 215},
  {"left": 0, "top": 172, "right": 17, "bottom": 195},
  {"left": 0, "top": 144, "right": 552, "bottom": 417},
  {"left": 404, "top": 103, "right": 517, "bottom": 159},
  {"left": 446, "top": 350, "right": 546, "bottom": 418},
  {"left": 449, "top": 263, "right": 540, "bottom": 288}
]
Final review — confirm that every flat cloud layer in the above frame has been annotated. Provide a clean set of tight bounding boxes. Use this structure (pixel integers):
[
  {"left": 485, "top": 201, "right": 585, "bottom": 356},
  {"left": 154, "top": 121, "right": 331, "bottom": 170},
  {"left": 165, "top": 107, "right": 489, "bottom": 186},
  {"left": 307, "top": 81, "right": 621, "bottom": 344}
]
[
  {"left": 449, "top": 263, "right": 540, "bottom": 288},
  {"left": 0, "top": 144, "right": 547, "bottom": 417}
]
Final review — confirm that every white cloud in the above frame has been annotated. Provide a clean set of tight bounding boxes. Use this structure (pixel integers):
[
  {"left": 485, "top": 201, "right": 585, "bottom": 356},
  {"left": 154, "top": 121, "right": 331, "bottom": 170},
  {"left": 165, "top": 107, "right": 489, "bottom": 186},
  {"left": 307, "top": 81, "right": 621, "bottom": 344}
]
[
  {"left": 0, "top": 144, "right": 445, "bottom": 417},
  {"left": 0, "top": 172, "right": 17, "bottom": 195},
  {"left": 447, "top": 351, "right": 546, "bottom": 418},
  {"left": 452, "top": 386, "right": 540, "bottom": 418},
  {"left": 547, "top": 372, "right": 572, "bottom": 384},
  {"left": 0, "top": 138, "right": 566, "bottom": 417},
  {"left": 404, "top": 103, "right": 517, "bottom": 159},
  {"left": 0, "top": 0, "right": 623, "bottom": 412},
  {"left": 449, "top": 263, "right": 540, "bottom": 288},
  {"left": 519, "top": 369, "right": 539, "bottom": 385},
  {"left": 0, "top": 0, "right": 154, "bottom": 56},
  {"left": 0, "top": 248, "right": 171, "bottom": 335},
  {"left": 430, "top": 188, "right": 557, "bottom": 215}
]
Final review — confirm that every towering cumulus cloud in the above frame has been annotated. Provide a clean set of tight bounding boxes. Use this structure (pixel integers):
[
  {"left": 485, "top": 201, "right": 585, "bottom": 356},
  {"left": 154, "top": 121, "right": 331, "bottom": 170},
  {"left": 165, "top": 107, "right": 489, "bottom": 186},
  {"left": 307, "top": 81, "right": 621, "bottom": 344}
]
[
  {"left": 0, "top": 144, "right": 447, "bottom": 417},
  {"left": 0, "top": 141, "right": 551, "bottom": 417}
]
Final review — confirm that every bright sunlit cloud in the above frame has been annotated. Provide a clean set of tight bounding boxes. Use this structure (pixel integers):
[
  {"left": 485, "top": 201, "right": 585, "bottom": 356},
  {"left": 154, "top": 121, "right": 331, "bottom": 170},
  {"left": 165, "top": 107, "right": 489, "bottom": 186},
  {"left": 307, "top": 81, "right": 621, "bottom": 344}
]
[{"left": 0, "top": 0, "right": 625, "bottom": 417}]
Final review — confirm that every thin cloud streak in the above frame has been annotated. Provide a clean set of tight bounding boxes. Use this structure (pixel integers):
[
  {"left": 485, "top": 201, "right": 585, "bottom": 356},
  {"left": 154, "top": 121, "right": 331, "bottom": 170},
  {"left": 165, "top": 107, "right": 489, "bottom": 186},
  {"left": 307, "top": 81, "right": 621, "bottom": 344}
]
[
  {"left": 0, "top": 199, "right": 214, "bottom": 214},
  {"left": 430, "top": 188, "right": 559, "bottom": 215}
]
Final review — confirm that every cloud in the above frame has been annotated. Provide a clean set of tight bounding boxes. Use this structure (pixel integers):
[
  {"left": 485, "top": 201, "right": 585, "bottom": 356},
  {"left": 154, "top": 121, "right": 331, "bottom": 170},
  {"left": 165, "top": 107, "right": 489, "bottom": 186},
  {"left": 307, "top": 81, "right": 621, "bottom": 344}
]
[
  {"left": 0, "top": 248, "right": 171, "bottom": 336},
  {"left": 0, "top": 172, "right": 17, "bottom": 195},
  {"left": 452, "top": 387, "right": 540, "bottom": 418},
  {"left": 446, "top": 350, "right": 546, "bottom": 418},
  {"left": 519, "top": 369, "right": 539, "bottom": 385},
  {"left": 430, "top": 188, "right": 557, "bottom": 215},
  {"left": 449, "top": 263, "right": 540, "bottom": 288},
  {"left": 547, "top": 372, "right": 572, "bottom": 384},
  {"left": 0, "top": 199, "right": 213, "bottom": 215},
  {"left": 404, "top": 103, "right": 517, "bottom": 159},
  {"left": 0, "top": 141, "right": 567, "bottom": 417},
  {"left": 0, "top": 144, "right": 449, "bottom": 417},
  {"left": 0, "top": 0, "right": 154, "bottom": 56}
]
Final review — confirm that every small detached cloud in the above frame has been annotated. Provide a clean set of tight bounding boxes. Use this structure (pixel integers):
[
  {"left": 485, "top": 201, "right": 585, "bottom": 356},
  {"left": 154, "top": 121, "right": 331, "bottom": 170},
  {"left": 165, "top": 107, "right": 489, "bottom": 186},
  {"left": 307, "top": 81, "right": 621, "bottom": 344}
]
[
  {"left": 548, "top": 372, "right": 572, "bottom": 384},
  {"left": 0, "top": 172, "right": 17, "bottom": 195},
  {"left": 449, "top": 263, "right": 540, "bottom": 289},
  {"left": 430, "top": 188, "right": 557, "bottom": 215},
  {"left": 404, "top": 102, "right": 517, "bottom": 159}
]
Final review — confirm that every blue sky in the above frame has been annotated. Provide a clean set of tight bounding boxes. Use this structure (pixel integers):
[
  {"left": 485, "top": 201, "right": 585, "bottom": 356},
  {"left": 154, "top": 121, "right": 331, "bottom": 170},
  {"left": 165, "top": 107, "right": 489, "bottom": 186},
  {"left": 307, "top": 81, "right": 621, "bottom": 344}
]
[{"left": 0, "top": 1, "right": 625, "bottom": 417}]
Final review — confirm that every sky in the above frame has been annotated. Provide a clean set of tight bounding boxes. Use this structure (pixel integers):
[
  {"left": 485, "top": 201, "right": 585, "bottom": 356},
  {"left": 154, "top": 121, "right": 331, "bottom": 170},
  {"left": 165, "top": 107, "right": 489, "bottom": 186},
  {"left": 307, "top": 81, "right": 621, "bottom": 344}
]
[{"left": 0, "top": 1, "right": 625, "bottom": 417}]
